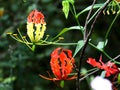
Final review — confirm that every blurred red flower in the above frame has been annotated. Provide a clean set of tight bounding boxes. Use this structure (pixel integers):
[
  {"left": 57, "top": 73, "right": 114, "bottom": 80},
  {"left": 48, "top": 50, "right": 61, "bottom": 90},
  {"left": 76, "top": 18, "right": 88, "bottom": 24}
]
[
  {"left": 87, "top": 56, "right": 120, "bottom": 77},
  {"left": 40, "top": 47, "right": 76, "bottom": 80}
]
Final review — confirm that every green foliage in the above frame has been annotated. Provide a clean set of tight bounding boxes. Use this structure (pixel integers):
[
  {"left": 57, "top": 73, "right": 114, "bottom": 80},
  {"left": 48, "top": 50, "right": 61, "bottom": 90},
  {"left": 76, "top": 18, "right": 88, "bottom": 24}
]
[
  {"left": 96, "top": 40, "right": 108, "bottom": 51},
  {"left": 62, "top": 0, "right": 70, "bottom": 19},
  {"left": 53, "top": 26, "right": 83, "bottom": 40},
  {"left": 73, "top": 40, "right": 84, "bottom": 57},
  {"left": 62, "top": 0, "right": 74, "bottom": 19},
  {"left": 1, "top": 0, "right": 120, "bottom": 90}
]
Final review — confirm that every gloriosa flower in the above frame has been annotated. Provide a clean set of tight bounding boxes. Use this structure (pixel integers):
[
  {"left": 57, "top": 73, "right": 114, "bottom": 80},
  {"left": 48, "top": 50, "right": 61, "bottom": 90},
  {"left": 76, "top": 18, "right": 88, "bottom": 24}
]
[
  {"left": 7, "top": 10, "right": 64, "bottom": 51},
  {"left": 87, "top": 56, "right": 120, "bottom": 77},
  {"left": 40, "top": 47, "right": 76, "bottom": 80},
  {"left": 27, "top": 9, "right": 46, "bottom": 42}
]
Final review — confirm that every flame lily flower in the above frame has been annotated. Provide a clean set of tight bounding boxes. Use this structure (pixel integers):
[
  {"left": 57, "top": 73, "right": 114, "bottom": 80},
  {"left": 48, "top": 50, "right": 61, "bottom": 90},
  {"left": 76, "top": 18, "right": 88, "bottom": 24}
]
[
  {"left": 27, "top": 9, "right": 46, "bottom": 42},
  {"left": 40, "top": 47, "right": 76, "bottom": 80},
  {"left": 87, "top": 56, "right": 120, "bottom": 77},
  {"left": 8, "top": 10, "right": 64, "bottom": 51}
]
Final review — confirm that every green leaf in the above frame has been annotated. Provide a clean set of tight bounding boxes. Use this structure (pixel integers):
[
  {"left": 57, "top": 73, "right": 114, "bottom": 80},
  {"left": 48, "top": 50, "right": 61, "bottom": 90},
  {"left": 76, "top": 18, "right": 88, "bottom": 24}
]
[
  {"left": 53, "top": 26, "right": 83, "bottom": 40},
  {"left": 62, "top": 0, "right": 70, "bottom": 19},
  {"left": 97, "top": 41, "right": 104, "bottom": 50},
  {"left": 96, "top": 40, "right": 108, "bottom": 50},
  {"left": 118, "top": 73, "right": 120, "bottom": 84},
  {"left": 60, "top": 80, "right": 64, "bottom": 88},
  {"left": 68, "top": 0, "right": 74, "bottom": 4},
  {"left": 73, "top": 40, "right": 84, "bottom": 57},
  {"left": 76, "top": 3, "right": 104, "bottom": 18}
]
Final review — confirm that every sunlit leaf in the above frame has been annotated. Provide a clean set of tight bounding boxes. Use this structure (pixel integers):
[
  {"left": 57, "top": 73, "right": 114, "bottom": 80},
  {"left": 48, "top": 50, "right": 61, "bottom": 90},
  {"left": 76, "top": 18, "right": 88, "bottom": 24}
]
[
  {"left": 53, "top": 26, "right": 83, "bottom": 40},
  {"left": 97, "top": 41, "right": 104, "bottom": 50},
  {"left": 96, "top": 40, "right": 108, "bottom": 50},
  {"left": 62, "top": 0, "right": 70, "bottom": 19},
  {"left": 73, "top": 40, "right": 84, "bottom": 57}
]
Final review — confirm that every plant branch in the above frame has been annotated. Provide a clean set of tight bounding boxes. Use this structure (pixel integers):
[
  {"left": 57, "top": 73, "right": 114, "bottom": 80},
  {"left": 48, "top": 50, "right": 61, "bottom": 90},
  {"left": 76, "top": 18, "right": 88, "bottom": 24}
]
[
  {"left": 79, "top": 69, "right": 99, "bottom": 82},
  {"left": 76, "top": 0, "right": 97, "bottom": 89},
  {"left": 83, "top": 0, "right": 96, "bottom": 40},
  {"left": 76, "top": 0, "right": 112, "bottom": 90}
]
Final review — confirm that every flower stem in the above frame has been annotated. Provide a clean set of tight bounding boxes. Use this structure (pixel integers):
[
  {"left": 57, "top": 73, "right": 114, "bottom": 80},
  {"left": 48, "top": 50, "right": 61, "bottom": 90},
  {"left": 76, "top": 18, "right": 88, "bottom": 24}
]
[{"left": 104, "top": 11, "right": 120, "bottom": 49}]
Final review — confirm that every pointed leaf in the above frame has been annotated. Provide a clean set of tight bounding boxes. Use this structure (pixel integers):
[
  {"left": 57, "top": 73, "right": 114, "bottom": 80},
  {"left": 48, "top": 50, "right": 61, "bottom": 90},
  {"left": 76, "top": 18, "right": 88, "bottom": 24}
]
[
  {"left": 62, "top": 0, "right": 70, "bottom": 19},
  {"left": 96, "top": 40, "right": 108, "bottom": 50},
  {"left": 97, "top": 41, "right": 104, "bottom": 50},
  {"left": 53, "top": 26, "right": 83, "bottom": 40},
  {"left": 73, "top": 40, "right": 84, "bottom": 57}
]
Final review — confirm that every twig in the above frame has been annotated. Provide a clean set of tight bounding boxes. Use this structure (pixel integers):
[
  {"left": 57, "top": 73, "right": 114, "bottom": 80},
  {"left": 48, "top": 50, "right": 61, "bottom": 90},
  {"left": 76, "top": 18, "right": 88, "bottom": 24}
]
[
  {"left": 76, "top": 0, "right": 97, "bottom": 89},
  {"left": 79, "top": 69, "right": 99, "bottom": 81},
  {"left": 76, "top": 0, "right": 112, "bottom": 90},
  {"left": 83, "top": 0, "right": 96, "bottom": 40}
]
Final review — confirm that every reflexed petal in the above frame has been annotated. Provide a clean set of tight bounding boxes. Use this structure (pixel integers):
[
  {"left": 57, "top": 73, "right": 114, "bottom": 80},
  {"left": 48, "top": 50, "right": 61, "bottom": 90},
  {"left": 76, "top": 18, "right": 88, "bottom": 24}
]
[
  {"left": 39, "top": 74, "right": 59, "bottom": 81},
  {"left": 87, "top": 56, "right": 120, "bottom": 77},
  {"left": 87, "top": 58, "right": 101, "bottom": 68},
  {"left": 50, "top": 47, "right": 75, "bottom": 80}
]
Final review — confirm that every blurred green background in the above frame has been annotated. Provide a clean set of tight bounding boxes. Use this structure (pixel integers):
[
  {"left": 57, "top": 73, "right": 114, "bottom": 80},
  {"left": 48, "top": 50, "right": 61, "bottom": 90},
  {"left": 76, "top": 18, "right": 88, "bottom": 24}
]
[{"left": 0, "top": 0, "right": 120, "bottom": 90}]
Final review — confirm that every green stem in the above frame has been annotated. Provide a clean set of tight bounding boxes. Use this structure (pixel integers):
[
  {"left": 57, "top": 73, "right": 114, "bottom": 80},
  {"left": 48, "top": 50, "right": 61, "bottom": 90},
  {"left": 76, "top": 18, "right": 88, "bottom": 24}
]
[
  {"left": 70, "top": 3, "right": 84, "bottom": 35},
  {"left": 104, "top": 12, "right": 119, "bottom": 44},
  {"left": 88, "top": 7, "right": 102, "bottom": 23},
  {"left": 103, "top": 4, "right": 120, "bottom": 49},
  {"left": 89, "top": 42, "right": 120, "bottom": 64},
  {"left": 36, "top": 42, "right": 77, "bottom": 46}
]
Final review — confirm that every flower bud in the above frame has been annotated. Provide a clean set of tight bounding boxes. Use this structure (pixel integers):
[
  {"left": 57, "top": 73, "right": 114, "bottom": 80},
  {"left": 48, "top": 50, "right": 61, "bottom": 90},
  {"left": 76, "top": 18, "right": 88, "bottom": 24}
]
[{"left": 27, "top": 10, "right": 46, "bottom": 42}]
